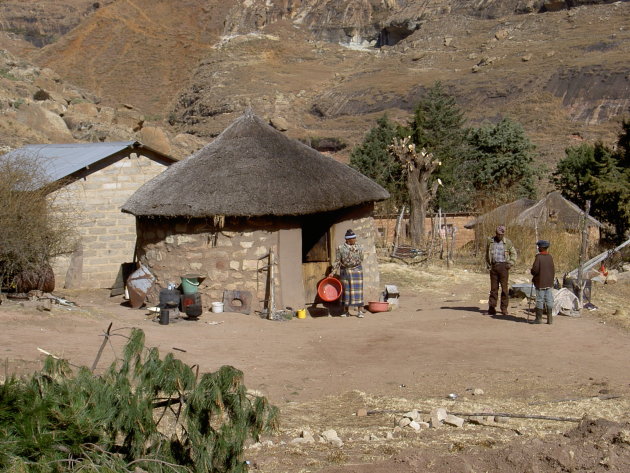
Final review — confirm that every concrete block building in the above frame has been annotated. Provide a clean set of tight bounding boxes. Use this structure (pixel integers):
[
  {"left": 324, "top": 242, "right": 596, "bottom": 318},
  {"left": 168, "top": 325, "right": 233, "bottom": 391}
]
[{"left": 3, "top": 142, "right": 175, "bottom": 289}]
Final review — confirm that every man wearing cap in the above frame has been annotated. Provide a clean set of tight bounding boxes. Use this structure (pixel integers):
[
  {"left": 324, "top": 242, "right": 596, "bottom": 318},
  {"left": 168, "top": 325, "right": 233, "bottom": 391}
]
[
  {"left": 531, "top": 240, "right": 555, "bottom": 324},
  {"left": 331, "top": 229, "right": 365, "bottom": 317},
  {"left": 485, "top": 225, "right": 517, "bottom": 316}
]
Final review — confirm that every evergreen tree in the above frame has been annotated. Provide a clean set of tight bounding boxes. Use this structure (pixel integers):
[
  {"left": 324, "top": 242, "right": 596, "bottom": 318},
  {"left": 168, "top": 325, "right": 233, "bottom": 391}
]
[
  {"left": 409, "top": 81, "right": 469, "bottom": 211},
  {"left": 466, "top": 118, "right": 539, "bottom": 206},
  {"left": 349, "top": 114, "right": 405, "bottom": 210},
  {"left": 0, "top": 328, "right": 279, "bottom": 473},
  {"left": 553, "top": 127, "right": 630, "bottom": 240},
  {"left": 616, "top": 118, "right": 630, "bottom": 168},
  {"left": 552, "top": 142, "right": 600, "bottom": 208}
]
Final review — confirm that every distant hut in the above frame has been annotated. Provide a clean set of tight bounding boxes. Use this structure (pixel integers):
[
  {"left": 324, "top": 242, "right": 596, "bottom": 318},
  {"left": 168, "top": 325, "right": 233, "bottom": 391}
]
[
  {"left": 122, "top": 111, "right": 389, "bottom": 312},
  {"left": 464, "top": 192, "right": 602, "bottom": 244},
  {"left": 464, "top": 198, "right": 536, "bottom": 236},
  {"left": 513, "top": 191, "right": 602, "bottom": 239}
]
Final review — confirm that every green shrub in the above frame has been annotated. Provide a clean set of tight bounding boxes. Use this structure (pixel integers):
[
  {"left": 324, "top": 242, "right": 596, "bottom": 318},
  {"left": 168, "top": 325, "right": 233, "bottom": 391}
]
[{"left": 0, "top": 328, "right": 278, "bottom": 472}]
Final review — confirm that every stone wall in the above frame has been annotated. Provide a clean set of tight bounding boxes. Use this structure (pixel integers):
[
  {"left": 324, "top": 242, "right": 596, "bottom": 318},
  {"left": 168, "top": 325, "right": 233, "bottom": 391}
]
[
  {"left": 52, "top": 151, "right": 169, "bottom": 289},
  {"left": 137, "top": 215, "right": 385, "bottom": 311},
  {"left": 135, "top": 218, "right": 278, "bottom": 312}
]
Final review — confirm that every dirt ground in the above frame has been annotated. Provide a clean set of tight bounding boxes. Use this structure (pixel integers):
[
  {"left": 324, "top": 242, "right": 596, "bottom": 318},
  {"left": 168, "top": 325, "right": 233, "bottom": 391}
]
[{"left": 1, "top": 262, "right": 629, "bottom": 472}]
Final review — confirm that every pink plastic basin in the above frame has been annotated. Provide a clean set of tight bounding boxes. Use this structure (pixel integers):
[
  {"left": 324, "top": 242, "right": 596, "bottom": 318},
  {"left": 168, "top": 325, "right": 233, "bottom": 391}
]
[{"left": 317, "top": 277, "right": 343, "bottom": 302}]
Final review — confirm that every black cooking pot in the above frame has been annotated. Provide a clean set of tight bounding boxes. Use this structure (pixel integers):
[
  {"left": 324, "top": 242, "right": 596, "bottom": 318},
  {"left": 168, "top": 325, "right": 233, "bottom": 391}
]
[
  {"left": 159, "top": 288, "right": 180, "bottom": 308},
  {"left": 185, "top": 303, "right": 202, "bottom": 318}
]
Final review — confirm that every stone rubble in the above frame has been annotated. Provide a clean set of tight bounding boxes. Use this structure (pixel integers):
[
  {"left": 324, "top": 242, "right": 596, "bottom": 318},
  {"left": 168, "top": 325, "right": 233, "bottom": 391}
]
[
  {"left": 321, "top": 429, "right": 343, "bottom": 447},
  {"left": 391, "top": 406, "right": 469, "bottom": 431}
]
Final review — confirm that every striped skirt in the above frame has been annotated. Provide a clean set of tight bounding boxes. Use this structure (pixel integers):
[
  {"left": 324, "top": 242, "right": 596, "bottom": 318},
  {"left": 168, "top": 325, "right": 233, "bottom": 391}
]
[{"left": 340, "top": 265, "right": 364, "bottom": 307}]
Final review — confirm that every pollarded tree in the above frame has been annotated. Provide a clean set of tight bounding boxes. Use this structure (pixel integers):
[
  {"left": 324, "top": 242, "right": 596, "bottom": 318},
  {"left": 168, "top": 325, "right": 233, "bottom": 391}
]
[
  {"left": 466, "top": 118, "right": 539, "bottom": 207},
  {"left": 349, "top": 114, "right": 405, "bottom": 211},
  {"left": 388, "top": 136, "right": 441, "bottom": 246}
]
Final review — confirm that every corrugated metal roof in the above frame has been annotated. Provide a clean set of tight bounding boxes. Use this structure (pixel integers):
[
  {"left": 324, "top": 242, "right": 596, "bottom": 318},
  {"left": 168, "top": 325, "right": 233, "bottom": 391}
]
[{"left": 1, "top": 141, "right": 168, "bottom": 183}]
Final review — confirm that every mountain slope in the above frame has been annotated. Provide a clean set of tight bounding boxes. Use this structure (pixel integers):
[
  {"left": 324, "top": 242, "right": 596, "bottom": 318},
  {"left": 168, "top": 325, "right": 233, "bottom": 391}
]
[{"left": 0, "top": 0, "right": 628, "bottom": 169}]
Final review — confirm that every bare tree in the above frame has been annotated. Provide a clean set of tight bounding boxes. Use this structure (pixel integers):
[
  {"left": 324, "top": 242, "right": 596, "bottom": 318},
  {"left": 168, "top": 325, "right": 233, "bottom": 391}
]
[
  {"left": 388, "top": 136, "right": 441, "bottom": 246},
  {"left": 0, "top": 153, "right": 76, "bottom": 292}
]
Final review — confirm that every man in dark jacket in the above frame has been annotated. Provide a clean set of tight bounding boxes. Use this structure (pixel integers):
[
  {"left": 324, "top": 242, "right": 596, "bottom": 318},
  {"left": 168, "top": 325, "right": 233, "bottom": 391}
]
[{"left": 531, "top": 240, "right": 555, "bottom": 324}]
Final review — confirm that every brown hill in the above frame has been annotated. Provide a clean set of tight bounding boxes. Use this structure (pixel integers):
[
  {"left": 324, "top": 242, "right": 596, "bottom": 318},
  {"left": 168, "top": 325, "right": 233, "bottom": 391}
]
[
  {"left": 31, "top": 0, "right": 232, "bottom": 116},
  {"left": 0, "top": 0, "right": 628, "bottom": 171},
  {"left": 0, "top": 0, "right": 113, "bottom": 49},
  {"left": 0, "top": 48, "right": 205, "bottom": 158},
  {"left": 169, "top": 2, "right": 629, "bottom": 164}
]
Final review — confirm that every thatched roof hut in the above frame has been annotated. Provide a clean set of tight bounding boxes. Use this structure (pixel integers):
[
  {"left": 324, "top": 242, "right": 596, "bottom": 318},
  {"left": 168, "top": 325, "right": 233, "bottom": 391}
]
[
  {"left": 123, "top": 110, "right": 388, "bottom": 218},
  {"left": 463, "top": 192, "right": 602, "bottom": 249},
  {"left": 123, "top": 111, "right": 389, "bottom": 314},
  {"left": 464, "top": 198, "right": 536, "bottom": 230},
  {"left": 513, "top": 191, "right": 602, "bottom": 230},
  {"left": 464, "top": 192, "right": 602, "bottom": 233}
]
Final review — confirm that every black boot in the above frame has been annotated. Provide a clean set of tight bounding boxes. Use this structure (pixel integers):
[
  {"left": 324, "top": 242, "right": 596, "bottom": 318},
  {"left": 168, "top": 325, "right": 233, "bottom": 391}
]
[
  {"left": 546, "top": 307, "right": 553, "bottom": 325},
  {"left": 534, "top": 308, "right": 543, "bottom": 324}
]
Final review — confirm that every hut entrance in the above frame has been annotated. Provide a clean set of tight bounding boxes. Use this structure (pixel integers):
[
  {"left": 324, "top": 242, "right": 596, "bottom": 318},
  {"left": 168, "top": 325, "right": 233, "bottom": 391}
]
[{"left": 301, "top": 219, "right": 333, "bottom": 302}]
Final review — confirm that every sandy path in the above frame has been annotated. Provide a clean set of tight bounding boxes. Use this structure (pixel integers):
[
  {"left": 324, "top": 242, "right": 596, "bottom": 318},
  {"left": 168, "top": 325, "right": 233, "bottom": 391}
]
[{"left": 2, "top": 277, "right": 628, "bottom": 404}]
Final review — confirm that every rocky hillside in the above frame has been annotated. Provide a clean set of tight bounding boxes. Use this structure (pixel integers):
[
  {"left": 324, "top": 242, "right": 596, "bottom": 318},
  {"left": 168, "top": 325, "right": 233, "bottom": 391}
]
[
  {"left": 0, "top": 0, "right": 628, "bottom": 168},
  {"left": 170, "top": 0, "right": 630, "bottom": 163},
  {"left": 0, "top": 48, "right": 204, "bottom": 158},
  {"left": 0, "top": 0, "right": 114, "bottom": 50}
]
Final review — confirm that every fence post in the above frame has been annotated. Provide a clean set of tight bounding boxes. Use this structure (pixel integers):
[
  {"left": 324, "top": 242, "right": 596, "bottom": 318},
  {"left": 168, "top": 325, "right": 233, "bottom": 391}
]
[{"left": 576, "top": 200, "right": 591, "bottom": 306}]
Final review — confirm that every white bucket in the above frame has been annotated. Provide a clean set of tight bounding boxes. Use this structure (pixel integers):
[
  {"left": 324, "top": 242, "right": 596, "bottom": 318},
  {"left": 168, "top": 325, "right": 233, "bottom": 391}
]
[{"left": 211, "top": 302, "right": 224, "bottom": 313}]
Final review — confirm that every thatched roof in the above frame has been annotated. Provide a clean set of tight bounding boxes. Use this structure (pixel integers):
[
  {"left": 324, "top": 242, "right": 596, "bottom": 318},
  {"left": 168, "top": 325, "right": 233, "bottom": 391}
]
[
  {"left": 464, "top": 198, "right": 536, "bottom": 229},
  {"left": 122, "top": 111, "right": 389, "bottom": 218},
  {"left": 513, "top": 191, "right": 602, "bottom": 229},
  {"left": 464, "top": 192, "right": 603, "bottom": 231}
]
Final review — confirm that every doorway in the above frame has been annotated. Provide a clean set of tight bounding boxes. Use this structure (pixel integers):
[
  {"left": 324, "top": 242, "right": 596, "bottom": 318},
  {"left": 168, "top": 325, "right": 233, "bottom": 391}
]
[{"left": 301, "top": 218, "right": 333, "bottom": 302}]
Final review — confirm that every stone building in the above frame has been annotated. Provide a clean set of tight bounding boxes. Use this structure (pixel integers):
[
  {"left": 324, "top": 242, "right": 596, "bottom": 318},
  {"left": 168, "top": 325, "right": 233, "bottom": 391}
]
[
  {"left": 3, "top": 141, "right": 175, "bottom": 289},
  {"left": 122, "top": 111, "right": 389, "bottom": 313}
]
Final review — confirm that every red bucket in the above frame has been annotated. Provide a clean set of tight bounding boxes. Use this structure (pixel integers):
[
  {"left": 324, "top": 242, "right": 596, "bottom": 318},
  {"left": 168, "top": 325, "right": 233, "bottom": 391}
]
[{"left": 317, "top": 277, "right": 343, "bottom": 302}]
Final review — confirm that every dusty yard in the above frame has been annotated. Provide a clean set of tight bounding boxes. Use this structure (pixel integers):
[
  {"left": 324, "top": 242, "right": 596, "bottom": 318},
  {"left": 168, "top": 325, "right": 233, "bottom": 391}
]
[{"left": 1, "top": 262, "right": 629, "bottom": 472}]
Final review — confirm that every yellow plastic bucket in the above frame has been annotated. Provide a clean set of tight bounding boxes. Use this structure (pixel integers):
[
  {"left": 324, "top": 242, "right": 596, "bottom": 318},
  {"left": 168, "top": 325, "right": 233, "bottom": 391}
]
[{"left": 296, "top": 309, "right": 307, "bottom": 319}]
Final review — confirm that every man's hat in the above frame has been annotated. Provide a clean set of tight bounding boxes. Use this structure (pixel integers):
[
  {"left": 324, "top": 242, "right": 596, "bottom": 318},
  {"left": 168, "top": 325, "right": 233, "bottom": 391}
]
[
  {"left": 536, "top": 240, "right": 550, "bottom": 248},
  {"left": 496, "top": 225, "right": 506, "bottom": 235},
  {"left": 345, "top": 229, "right": 357, "bottom": 240}
]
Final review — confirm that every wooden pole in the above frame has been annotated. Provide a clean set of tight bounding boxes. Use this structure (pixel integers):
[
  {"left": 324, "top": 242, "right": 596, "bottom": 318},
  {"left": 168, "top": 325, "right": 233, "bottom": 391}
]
[
  {"left": 363, "top": 408, "right": 582, "bottom": 423},
  {"left": 576, "top": 200, "right": 591, "bottom": 306},
  {"left": 393, "top": 205, "right": 405, "bottom": 253},
  {"left": 445, "top": 215, "right": 451, "bottom": 269},
  {"left": 268, "top": 250, "right": 275, "bottom": 320},
  {"left": 91, "top": 322, "right": 113, "bottom": 372}
]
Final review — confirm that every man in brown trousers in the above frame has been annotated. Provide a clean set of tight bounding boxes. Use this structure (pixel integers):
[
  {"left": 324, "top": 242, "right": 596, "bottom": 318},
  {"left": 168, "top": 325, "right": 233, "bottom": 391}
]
[
  {"left": 531, "top": 239, "right": 555, "bottom": 324},
  {"left": 485, "top": 225, "right": 517, "bottom": 316}
]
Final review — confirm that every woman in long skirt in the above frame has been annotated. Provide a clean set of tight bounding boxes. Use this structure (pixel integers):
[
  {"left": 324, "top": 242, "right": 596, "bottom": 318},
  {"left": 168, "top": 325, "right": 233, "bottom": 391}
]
[{"left": 332, "top": 229, "right": 365, "bottom": 317}]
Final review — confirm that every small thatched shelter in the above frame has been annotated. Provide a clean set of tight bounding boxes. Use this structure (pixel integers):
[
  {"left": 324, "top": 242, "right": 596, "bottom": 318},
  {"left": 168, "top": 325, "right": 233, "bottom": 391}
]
[
  {"left": 122, "top": 110, "right": 389, "bottom": 312},
  {"left": 464, "top": 192, "right": 602, "bottom": 243},
  {"left": 464, "top": 198, "right": 536, "bottom": 231},
  {"left": 512, "top": 191, "right": 602, "bottom": 234}
]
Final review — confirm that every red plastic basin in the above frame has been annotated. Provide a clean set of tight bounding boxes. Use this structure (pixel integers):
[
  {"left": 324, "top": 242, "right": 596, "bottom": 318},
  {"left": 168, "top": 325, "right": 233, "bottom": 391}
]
[
  {"left": 368, "top": 301, "right": 389, "bottom": 313},
  {"left": 317, "top": 277, "right": 343, "bottom": 302}
]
